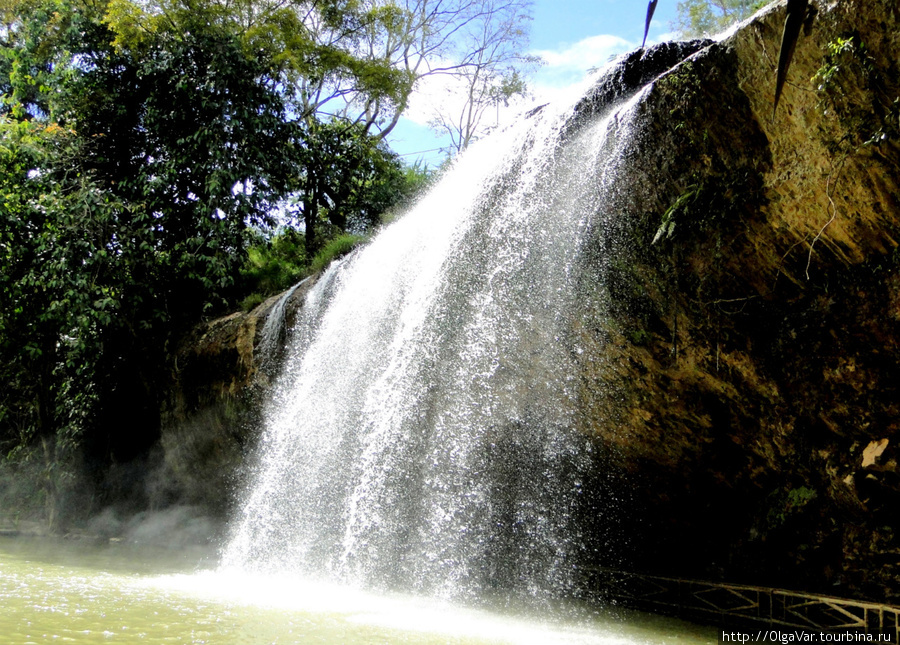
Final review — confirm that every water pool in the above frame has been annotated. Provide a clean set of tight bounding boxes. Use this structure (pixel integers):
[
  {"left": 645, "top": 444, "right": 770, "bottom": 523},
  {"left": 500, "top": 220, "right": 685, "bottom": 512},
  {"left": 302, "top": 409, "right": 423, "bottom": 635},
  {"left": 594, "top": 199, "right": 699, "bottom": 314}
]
[{"left": 0, "top": 536, "right": 716, "bottom": 645}]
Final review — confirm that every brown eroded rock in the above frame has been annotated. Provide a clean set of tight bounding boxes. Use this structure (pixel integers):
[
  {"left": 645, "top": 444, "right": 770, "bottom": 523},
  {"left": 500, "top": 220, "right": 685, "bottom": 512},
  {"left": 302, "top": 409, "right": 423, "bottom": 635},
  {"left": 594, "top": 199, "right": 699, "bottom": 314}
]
[{"left": 574, "top": 0, "right": 900, "bottom": 603}]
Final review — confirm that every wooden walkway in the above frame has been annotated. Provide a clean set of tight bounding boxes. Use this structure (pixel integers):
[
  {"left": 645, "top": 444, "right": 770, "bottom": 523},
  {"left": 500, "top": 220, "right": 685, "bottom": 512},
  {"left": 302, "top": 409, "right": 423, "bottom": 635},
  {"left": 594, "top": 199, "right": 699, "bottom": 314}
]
[{"left": 583, "top": 568, "right": 900, "bottom": 638}]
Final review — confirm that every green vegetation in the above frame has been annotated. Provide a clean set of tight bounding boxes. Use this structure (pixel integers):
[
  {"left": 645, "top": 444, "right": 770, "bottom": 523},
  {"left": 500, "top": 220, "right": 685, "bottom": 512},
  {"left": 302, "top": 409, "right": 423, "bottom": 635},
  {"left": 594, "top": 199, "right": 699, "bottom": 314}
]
[
  {"left": 673, "top": 0, "right": 768, "bottom": 38},
  {"left": 765, "top": 486, "right": 818, "bottom": 529},
  {"left": 652, "top": 177, "right": 749, "bottom": 246},
  {"left": 309, "top": 234, "right": 368, "bottom": 276},
  {"left": 653, "top": 186, "right": 700, "bottom": 244},
  {"left": 0, "top": 0, "right": 440, "bottom": 526},
  {"left": 813, "top": 35, "right": 900, "bottom": 149},
  {"left": 239, "top": 229, "right": 308, "bottom": 311},
  {"left": 661, "top": 61, "right": 704, "bottom": 137}
]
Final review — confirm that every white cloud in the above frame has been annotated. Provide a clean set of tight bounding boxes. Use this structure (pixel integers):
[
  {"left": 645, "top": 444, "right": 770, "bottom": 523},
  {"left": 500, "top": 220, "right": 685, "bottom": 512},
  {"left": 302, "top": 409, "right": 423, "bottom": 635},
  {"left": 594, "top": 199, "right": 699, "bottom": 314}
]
[
  {"left": 653, "top": 30, "right": 680, "bottom": 44},
  {"left": 531, "top": 33, "right": 633, "bottom": 96},
  {"left": 402, "top": 33, "right": 636, "bottom": 128},
  {"left": 404, "top": 69, "right": 469, "bottom": 127},
  {"left": 402, "top": 64, "right": 533, "bottom": 136},
  {"left": 534, "top": 34, "right": 631, "bottom": 74}
]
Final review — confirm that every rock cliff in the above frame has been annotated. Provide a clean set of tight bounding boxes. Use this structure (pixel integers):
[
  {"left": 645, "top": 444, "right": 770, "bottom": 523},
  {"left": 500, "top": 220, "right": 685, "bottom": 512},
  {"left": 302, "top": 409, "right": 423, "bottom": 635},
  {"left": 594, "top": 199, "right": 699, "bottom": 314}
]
[{"left": 574, "top": 0, "right": 900, "bottom": 603}]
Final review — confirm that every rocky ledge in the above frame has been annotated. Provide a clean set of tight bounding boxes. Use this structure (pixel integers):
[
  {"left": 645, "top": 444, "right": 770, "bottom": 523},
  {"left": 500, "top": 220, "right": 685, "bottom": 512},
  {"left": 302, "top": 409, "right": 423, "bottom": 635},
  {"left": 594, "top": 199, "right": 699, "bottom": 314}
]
[{"left": 158, "top": 277, "right": 318, "bottom": 516}]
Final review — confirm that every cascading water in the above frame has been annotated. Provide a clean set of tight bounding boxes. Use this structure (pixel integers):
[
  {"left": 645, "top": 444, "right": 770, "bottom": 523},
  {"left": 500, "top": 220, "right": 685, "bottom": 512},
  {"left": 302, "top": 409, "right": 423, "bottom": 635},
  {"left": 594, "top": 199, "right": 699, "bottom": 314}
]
[
  {"left": 256, "top": 278, "right": 309, "bottom": 376},
  {"left": 222, "top": 45, "right": 702, "bottom": 603}
]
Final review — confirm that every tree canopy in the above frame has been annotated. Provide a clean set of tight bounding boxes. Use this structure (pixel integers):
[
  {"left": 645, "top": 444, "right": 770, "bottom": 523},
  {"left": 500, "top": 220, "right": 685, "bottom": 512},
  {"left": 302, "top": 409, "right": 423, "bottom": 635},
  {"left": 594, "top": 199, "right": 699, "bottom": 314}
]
[
  {"left": 673, "top": 0, "right": 764, "bottom": 38},
  {"left": 0, "top": 0, "right": 430, "bottom": 525},
  {"left": 427, "top": 0, "right": 538, "bottom": 153}
]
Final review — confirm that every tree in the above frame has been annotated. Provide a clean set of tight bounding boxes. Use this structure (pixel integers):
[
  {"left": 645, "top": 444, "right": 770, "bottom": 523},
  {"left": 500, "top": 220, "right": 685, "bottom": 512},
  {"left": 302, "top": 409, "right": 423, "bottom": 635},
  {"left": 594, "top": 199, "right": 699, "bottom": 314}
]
[
  {"left": 0, "top": 0, "right": 312, "bottom": 522},
  {"left": 103, "top": 0, "right": 538, "bottom": 149},
  {"left": 0, "top": 0, "right": 429, "bottom": 526},
  {"left": 342, "top": 0, "right": 537, "bottom": 142},
  {"left": 102, "top": 0, "right": 414, "bottom": 133},
  {"left": 348, "top": 0, "right": 539, "bottom": 150},
  {"left": 101, "top": 0, "right": 426, "bottom": 254},
  {"left": 0, "top": 118, "right": 123, "bottom": 526},
  {"left": 673, "top": 0, "right": 764, "bottom": 38},
  {"left": 426, "top": 0, "right": 538, "bottom": 153},
  {"left": 289, "top": 118, "right": 408, "bottom": 255}
]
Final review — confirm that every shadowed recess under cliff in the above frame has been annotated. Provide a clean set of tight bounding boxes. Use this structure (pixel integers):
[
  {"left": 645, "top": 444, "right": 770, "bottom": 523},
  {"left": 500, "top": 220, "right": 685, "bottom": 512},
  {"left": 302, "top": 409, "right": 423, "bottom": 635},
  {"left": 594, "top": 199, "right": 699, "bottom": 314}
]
[{"left": 221, "top": 44, "right": 706, "bottom": 601}]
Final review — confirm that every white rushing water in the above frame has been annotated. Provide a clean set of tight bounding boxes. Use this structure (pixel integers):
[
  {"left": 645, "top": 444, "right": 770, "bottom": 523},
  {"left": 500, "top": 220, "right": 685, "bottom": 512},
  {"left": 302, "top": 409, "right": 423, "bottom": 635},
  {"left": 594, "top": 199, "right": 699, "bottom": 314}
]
[{"left": 223, "top": 66, "right": 651, "bottom": 601}]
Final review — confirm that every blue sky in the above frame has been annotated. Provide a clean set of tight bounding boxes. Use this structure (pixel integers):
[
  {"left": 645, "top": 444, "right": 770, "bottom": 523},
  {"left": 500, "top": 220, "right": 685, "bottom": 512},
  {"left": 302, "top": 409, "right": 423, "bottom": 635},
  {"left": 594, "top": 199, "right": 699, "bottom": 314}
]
[{"left": 386, "top": 0, "right": 680, "bottom": 167}]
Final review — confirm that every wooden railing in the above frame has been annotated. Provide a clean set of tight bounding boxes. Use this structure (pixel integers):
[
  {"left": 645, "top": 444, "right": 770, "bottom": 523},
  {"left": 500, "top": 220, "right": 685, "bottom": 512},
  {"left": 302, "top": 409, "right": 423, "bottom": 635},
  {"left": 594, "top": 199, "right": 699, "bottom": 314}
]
[{"left": 582, "top": 568, "right": 900, "bottom": 638}]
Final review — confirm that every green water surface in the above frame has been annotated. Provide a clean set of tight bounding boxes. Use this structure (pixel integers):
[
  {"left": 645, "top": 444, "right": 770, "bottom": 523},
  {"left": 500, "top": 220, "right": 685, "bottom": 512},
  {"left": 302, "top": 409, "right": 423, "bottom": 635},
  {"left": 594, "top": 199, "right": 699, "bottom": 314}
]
[{"left": 0, "top": 536, "right": 716, "bottom": 645}]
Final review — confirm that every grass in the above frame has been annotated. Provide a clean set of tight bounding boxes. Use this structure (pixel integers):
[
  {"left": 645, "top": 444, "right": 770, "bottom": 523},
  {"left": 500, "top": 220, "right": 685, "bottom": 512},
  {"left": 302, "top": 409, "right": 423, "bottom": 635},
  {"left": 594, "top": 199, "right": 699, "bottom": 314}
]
[{"left": 308, "top": 233, "right": 367, "bottom": 275}]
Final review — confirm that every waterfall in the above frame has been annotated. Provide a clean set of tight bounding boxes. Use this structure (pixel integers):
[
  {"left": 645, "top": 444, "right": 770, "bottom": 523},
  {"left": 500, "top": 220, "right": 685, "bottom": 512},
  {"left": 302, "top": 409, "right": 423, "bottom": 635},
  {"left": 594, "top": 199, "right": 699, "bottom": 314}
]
[
  {"left": 256, "top": 278, "right": 307, "bottom": 376},
  {"left": 222, "top": 47, "right": 697, "bottom": 601}
]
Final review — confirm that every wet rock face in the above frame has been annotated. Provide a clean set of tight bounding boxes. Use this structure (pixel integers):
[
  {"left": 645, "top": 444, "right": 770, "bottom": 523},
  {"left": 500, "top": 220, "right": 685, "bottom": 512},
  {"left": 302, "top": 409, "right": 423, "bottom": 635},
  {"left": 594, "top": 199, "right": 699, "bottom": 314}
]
[
  {"left": 157, "top": 280, "right": 316, "bottom": 516},
  {"left": 576, "top": 0, "right": 900, "bottom": 603},
  {"left": 570, "top": 39, "right": 714, "bottom": 124}
]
